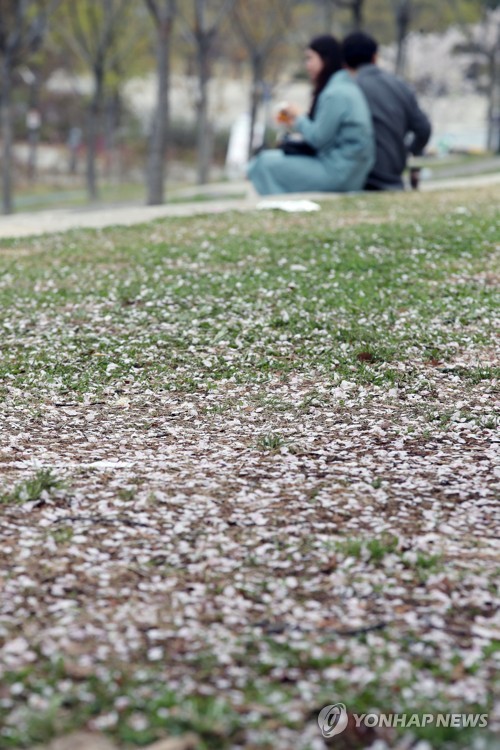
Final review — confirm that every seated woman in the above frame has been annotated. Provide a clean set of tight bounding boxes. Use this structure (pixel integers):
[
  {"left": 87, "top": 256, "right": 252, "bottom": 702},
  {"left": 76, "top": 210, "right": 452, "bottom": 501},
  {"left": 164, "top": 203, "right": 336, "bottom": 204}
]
[{"left": 248, "top": 35, "right": 375, "bottom": 196}]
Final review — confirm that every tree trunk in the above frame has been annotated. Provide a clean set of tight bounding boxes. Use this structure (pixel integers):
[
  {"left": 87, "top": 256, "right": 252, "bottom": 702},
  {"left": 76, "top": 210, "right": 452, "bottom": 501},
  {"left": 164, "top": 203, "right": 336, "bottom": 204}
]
[
  {"left": 27, "top": 125, "right": 40, "bottom": 181},
  {"left": 323, "top": 0, "right": 334, "bottom": 33},
  {"left": 27, "top": 69, "right": 41, "bottom": 182},
  {"left": 1, "top": 54, "right": 14, "bottom": 215},
  {"left": 338, "top": 0, "right": 364, "bottom": 31},
  {"left": 105, "top": 90, "right": 121, "bottom": 181},
  {"left": 486, "top": 21, "right": 500, "bottom": 153},
  {"left": 352, "top": 0, "right": 364, "bottom": 30},
  {"left": 147, "top": 15, "right": 173, "bottom": 205},
  {"left": 87, "top": 68, "right": 104, "bottom": 202},
  {"left": 395, "top": 0, "right": 412, "bottom": 77},
  {"left": 196, "top": 36, "right": 213, "bottom": 185},
  {"left": 248, "top": 55, "right": 263, "bottom": 159}
]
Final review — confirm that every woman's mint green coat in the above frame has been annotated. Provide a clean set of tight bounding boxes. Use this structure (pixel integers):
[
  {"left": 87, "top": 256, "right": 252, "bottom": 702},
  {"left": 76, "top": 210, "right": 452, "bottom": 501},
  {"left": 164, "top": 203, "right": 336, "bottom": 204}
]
[{"left": 248, "top": 70, "right": 375, "bottom": 195}]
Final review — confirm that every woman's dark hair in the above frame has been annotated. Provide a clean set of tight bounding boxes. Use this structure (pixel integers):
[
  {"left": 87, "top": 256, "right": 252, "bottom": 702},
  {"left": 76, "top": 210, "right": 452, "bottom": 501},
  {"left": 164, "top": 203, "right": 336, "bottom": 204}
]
[{"left": 308, "top": 35, "right": 342, "bottom": 118}]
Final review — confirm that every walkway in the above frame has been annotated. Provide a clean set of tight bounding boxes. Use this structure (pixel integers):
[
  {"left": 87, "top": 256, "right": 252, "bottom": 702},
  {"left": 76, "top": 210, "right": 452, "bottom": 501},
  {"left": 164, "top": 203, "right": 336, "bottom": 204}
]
[{"left": 0, "top": 172, "right": 499, "bottom": 240}]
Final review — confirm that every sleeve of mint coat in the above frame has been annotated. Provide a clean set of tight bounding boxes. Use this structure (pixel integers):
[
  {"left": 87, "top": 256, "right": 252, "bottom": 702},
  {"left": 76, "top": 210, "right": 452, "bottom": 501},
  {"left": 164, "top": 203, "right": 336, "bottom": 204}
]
[{"left": 294, "top": 89, "right": 350, "bottom": 151}]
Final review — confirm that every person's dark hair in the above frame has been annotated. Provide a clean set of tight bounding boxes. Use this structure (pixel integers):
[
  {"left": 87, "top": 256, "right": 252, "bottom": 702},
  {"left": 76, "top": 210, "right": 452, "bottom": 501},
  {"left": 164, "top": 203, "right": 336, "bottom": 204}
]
[
  {"left": 341, "top": 32, "right": 378, "bottom": 70},
  {"left": 308, "top": 35, "right": 342, "bottom": 118}
]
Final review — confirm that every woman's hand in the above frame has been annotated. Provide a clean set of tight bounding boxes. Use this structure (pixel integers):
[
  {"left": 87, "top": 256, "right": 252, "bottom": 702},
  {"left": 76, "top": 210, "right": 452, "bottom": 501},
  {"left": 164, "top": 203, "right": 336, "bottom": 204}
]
[{"left": 276, "top": 102, "right": 301, "bottom": 127}]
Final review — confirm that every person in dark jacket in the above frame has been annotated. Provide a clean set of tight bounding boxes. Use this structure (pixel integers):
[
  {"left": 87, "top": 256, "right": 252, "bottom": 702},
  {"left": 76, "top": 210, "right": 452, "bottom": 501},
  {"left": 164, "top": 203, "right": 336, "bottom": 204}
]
[{"left": 342, "top": 31, "right": 431, "bottom": 191}]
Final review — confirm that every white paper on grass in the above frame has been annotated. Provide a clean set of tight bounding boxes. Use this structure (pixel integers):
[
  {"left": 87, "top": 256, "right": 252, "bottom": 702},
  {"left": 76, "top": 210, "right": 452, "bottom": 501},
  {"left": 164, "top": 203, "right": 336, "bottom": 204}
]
[{"left": 256, "top": 200, "right": 321, "bottom": 213}]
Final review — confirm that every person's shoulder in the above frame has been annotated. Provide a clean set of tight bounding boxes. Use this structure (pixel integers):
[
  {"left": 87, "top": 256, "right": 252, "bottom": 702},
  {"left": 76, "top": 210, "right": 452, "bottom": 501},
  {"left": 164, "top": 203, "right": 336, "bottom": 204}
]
[
  {"left": 325, "top": 70, "right": 356, "bottom": 93},
  {"left": 359, "top": 65, "right": 416, "bottom": 96},
  {"left": 372, "top": 66, "right": 413, "bottom": 90},
  {"left": 334, "top": 69, "right": 354, "bottom": 83},
  {"left": 357, "top": 63, "right": 379, "bottom": 78},
  {"left": 321, "top": 72, "right": 363, "bottom": 110}
]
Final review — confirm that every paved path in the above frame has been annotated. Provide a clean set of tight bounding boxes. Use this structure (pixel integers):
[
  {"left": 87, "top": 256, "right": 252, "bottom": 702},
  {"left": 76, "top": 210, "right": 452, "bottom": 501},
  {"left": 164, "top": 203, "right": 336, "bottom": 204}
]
[
  {"left": 0, "top": 172, "right": 499, "bottom": 241},
  {"left": 425, "top": 154, "right": 500, "bottom": 179}
]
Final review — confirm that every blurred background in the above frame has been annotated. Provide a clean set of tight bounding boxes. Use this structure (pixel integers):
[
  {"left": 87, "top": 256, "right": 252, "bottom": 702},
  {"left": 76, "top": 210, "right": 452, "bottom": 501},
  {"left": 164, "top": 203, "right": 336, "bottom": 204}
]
[{"left": 0, "top": 0, "right": 499, "bottom": 214}]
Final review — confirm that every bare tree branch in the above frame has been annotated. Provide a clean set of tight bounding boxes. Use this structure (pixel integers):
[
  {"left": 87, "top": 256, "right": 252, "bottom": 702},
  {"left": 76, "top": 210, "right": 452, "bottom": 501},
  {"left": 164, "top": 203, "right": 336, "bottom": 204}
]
[{"left": 144, "top": 0, "right": 161, "bottom": 25}]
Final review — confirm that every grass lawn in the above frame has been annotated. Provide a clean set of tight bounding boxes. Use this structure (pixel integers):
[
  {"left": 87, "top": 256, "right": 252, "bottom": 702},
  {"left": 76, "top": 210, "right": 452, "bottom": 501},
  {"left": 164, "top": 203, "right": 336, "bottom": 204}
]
[
  {"left": 0, "top": 187, "right": 499, "bottom": 749},
  {"left": 13, "top": 181, "right": 146, "bottom": 213}
]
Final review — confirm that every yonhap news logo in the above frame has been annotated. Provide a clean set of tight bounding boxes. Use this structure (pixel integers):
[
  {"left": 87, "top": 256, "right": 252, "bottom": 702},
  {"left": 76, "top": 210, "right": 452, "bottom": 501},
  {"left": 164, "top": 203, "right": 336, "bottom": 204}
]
[
  {"left": 317, "top": 703, "right": 349, "bottom": 738},
  {"left": 317, "top": 704, "right": 488, "bottom": 738}
]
